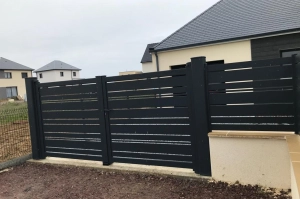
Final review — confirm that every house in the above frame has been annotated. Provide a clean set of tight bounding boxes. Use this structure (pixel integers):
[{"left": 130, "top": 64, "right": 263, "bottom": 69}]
[
  {"left": 35, "top": 60, "right": 81, "bottom": 83},
  {"left": 141, "top": 43, "right": 158, "bottom": 73},
  {"left": 119, "top": 71, "right": 142, "bottom": 76},
  {"left": 0, "top": 57, "right": 33, "bottom": 99},
  {"left": 144, "top": 0, "right": 300, "bottom": 72}
]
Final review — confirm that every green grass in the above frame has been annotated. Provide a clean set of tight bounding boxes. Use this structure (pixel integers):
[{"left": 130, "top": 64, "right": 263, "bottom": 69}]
[
  {"left": 0, "top": 102, "right": 28, "bottom": 110},
  {"left": 0, "top": 102, "right": 28, "bottom": 125}
]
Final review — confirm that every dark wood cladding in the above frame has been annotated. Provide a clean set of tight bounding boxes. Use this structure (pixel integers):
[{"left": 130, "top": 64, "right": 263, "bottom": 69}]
[{"left": 251, "top": 33, "right": 300, "bottom": 61}]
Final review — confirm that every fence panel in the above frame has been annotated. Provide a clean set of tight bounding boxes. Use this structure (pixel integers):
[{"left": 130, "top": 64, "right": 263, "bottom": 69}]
[
  {"left": 39, "top": 78, "right": 103, "bottom": 161},
  {"left": 105, "top": 69, "right": 193, "bottom": 168},
  {"left": 207, "top": 57, "right": 295, "bottom": 131}
]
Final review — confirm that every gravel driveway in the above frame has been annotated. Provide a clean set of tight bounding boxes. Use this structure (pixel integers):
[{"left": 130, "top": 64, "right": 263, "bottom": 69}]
[{"left": 0, "top": 163, "right": 291, "bottom": 199}]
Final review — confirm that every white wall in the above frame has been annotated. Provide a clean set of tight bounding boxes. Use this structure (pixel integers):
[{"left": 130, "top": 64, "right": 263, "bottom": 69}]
[
  {"left": 209, "top": 134, "right": 291, "bottom": 189},
  {"left": 142, "top": 62, "right": 156, "bottom": 73},
  {"left": 36, "top": 70, "right": 80, "bottom": 83},
  {"left": 150, "top": 40, "right": 252, "bottom": 71}
]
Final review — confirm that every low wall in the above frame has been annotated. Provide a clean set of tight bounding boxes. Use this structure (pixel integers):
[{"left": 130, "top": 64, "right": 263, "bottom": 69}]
[
  {"left": 0, "top": 154, "right": 32, "bottom": 171},
  {"left": 286, "top": 135, "right": 300, "bottom": 199},
  {"left": 209, "top": 131, "right": 292, "bottom": 189}
]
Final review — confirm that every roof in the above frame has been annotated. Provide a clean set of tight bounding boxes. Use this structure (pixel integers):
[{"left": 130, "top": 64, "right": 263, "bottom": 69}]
[
  {"left": 0, "top": 57, "right": 33, "bottom": 71},
  {"left": 141, "top": 43, "right": 158, "bottom": 63},
  {"left": 154, "top": 0, "right": 300, "bottom": 52},
  {"left": 34, "top": 60, "right": 81, "bottom": 72}
]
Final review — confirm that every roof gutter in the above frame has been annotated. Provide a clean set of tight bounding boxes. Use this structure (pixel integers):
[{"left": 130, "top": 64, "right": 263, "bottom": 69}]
[
  {"left": 149, "top": 47, "right": 160, "bottom": 72},
  {"left": 155, "top": 52, "right": 159, "bottom": 72}
]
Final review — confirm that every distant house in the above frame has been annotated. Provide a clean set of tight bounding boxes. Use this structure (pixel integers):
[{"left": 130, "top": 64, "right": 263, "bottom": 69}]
[
  {"left": 145, "top": 0, "right": 300, "bottom": 72},
  {"left": 140, "top": 43, "right": 158, "bottom": 73},
  {"left": 0, "top": 57, "right": 33, "bottom": 99},
  {"left": 119, "top": 71, "right": 142, "bottom": 76},
  {"left": 35, "top": 60, "right": 81, "bottom": 83}
]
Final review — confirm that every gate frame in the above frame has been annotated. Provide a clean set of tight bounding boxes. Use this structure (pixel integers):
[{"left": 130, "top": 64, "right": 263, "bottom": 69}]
[
  {"left": 187, "top": 57, "right": 211, "bottom": 176},
  {"left": 25, "top": 77, "right": 46, "bottom": 159}
]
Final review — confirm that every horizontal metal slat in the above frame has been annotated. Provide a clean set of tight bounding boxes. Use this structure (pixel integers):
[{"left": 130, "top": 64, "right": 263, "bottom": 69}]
[
  {"left": 42, "top": 101, "right": 98, "bottom": 111},
  {"left": 44, "top": 124, "right": 101, "bottom": 133},
  {"left": 105, "top": 69, "right": 186, "bottom": 82},
  {"left": 211, "top": 116, "right": 294, "bottom": 124},
  {"left": 107, "top": 76, "right": 187, "bottom": 92},
  {"left": 109, "top": 108, "right": 189, "bottom": 118},
  {"left": 208, "top": 65, "right": 293, "bottom": 83},
  {"left": 110, "top": 118, "right": 189, "bottom": 124},
  {"left": 43, "top": 119, "right": 100, "bottom": 124},
  {"left": 208, "top": 79, "right": 293, "bottom": 91},
  {"left": 209, "top": 90, "right": 293, "bottom": 105},
  {"left": 208, "top": 57, "right": 292, "bottom": 72},
  {"left": 41, "top": 93, "right": 97, "bottom": 101},
  {"left": 42, "top": 110, "right": 99, "bottom": 119},
  {"left": 40, "top": 84, "right": 97, "bottom": 96},
  {"left": 112, "top": 142, "right": 192, "bottom": 155},
  {"left": 113, "top": 151, "right": 192, "bottom": 163},
  {"left": 210, "top": 104, "right": 294, "bottom": 116},
  {"left": 45, "top": 132, "right": 101, "bottom": 139},
  {"left": 40, "top": 78, "right": 96, "bottom": 88},
  {"left": 112, "top": 157, "right": 192, "bottom": 168},
  {"left": 110, "top": 125, "right": 189, "bottom": 134},
  {"left": 211, "top": 124, "right": 294, "bottom": 131},
  {"left": 46, "top": 146, "right": 102, "bottom": 155},
  {"left": 108, "top": 97, "right": 187, "bottom": 109},
  {"left": 111, "top": 134, "right": 191, "bottom": 142},
  {"left": 46, "top": 152, "right": 102, "bottom": 161},
  {"left": 45, "top": 139, "right": 101, "bottom": 150},
  {"left": 108, "top": 87, "right": 187, "bottom": 98}
]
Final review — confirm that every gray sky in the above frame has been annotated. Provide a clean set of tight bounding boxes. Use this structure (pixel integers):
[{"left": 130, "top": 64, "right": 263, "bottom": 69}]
[{"left": 0, "top": 0, "right": 219, "bottom": 77}]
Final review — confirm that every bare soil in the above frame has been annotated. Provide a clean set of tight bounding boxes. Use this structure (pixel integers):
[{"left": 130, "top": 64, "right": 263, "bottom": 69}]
[{"left": 0, "top": 163, "right": 291, "bottom": 199}]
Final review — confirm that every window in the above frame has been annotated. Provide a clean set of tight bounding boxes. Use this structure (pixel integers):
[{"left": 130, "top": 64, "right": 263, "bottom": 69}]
[
  {"left": 170, "top": 64, "right": 186, "bottom": 70},
  {"left": 6, "top": 87, "right": 18, "bottom": 98},
  {"left": 21, "top": 73, "right": 28, "bottom": 78},
  {"left": 170, "top": 60, "right": 225, "bottom": 70},
  {"left": 39, "top": 73, "right": 43, "bottom": 78},
  {"left": 281, "top": 48, "right": 300, "bottom": 58},
  {"left": 4, "top": 72, "right": 12, "bottom": 79},
  {"left": 73, "top": 72, "right": 76, "bottom": 76},
  {"left": 60, "top": 72, "right": 64, "bottom": 77},
  {"left": 207, "top": 60, "right": 224, "bottom": 66}
]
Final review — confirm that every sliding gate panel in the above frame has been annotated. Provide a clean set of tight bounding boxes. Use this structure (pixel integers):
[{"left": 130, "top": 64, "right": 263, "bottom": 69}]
[
  {"left": 106, "top": 69, "right": 193, "bottom": 168},
  {"left": 39, "top": 79, "right": 103, "bottom": 161}
]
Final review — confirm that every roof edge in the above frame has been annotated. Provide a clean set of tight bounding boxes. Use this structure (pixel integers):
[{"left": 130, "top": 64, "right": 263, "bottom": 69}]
[
  {"left": 153, "top": 28, "right": 300, "bottom": 53},
  {"left": 154, "top": 0, "right": 223, "bottom": 50},
  {"left": 34, "top": 68, "right": 82, "bottom": 73},
  {"left": 141, "top": 60, "right": 152, "bottom": 64},
  {"left": 3, "top": 69, "right": 34, "bottom": 71}
]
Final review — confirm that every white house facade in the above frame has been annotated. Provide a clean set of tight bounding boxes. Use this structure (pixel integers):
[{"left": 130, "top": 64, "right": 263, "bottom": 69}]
[{"left": 35, "top": 60, "right": 81, "bottom": 83}]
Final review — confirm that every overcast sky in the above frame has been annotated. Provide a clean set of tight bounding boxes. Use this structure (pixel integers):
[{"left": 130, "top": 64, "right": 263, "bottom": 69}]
[{"left": 0, "top": 0, "right": 219, "bottom": 77}]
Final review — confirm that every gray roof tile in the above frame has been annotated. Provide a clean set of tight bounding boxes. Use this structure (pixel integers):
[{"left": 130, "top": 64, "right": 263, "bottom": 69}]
[
  {"left": 35, "top": 60, "right": 81, "bottom": 72},
  {"left": 0, "top": 57, "right": 33, "bottom": 71},
  {"left": 154, "top": 0, "right": 300, "bottom": 51},
  {"left": 141, "top": 43, "right": 158, "bottom": 63}
]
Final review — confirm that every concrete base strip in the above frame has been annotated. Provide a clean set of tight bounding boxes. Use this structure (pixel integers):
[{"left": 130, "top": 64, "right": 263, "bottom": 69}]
[
  {"left": 0, "top": 154, "right": 32, "bottom": 170},
  {"left": 28, "top": 157, "right": 210, "bottom": 180}
]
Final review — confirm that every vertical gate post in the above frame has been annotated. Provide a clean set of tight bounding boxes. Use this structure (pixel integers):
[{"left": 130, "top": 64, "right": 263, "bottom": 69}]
[
  {"left": 25, "top": 77, "right": 46, "bottom": 159},
  {"left": 96, "top": 76, "right": 113, "bottom": 165},
  {"left": 187, "top": 56, "right": 211, "bottom": 176},
  {"left": 293, "top": 55, "right": 300, "bottom": 135}
]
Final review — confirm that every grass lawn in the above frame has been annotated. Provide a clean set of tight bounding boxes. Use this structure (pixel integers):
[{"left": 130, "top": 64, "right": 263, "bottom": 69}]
[
  {"left": 0, "top": 102, "right": 31, "bottom": 163},
  {"left": 0, "top": 102, "right": 28, "bottom": 124}
]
